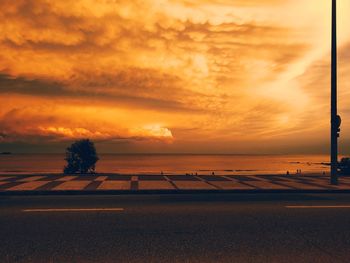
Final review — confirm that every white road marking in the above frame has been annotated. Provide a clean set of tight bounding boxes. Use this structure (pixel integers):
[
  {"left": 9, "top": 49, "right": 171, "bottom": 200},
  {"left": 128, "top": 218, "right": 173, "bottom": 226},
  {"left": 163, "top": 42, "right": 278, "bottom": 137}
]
[
  {"left": 286, "top": 205, "right": 350, "bottom": 209},
  {"left": 22, "top": 208, "right": 124, "bottom": 212}
]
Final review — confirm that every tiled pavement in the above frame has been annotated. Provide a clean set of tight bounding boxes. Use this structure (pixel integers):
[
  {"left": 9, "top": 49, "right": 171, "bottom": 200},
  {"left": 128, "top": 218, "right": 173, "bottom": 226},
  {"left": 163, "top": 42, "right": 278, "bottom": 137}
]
[{"left": 1, "top": 174, "right": 350, "bottom": 193}]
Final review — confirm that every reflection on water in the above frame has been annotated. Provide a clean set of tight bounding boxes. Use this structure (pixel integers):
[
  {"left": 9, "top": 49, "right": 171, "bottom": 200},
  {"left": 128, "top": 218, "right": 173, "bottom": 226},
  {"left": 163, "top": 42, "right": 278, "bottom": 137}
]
[{"left": 0, "top": 154, "right": 330, "bottom": 175}]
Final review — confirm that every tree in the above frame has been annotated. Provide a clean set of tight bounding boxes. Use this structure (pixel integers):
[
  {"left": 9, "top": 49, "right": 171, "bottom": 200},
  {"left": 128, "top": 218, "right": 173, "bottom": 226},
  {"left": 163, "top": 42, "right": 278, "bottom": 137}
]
[{"left": 64, "top": 139, "right": 99, "bottom": 174}]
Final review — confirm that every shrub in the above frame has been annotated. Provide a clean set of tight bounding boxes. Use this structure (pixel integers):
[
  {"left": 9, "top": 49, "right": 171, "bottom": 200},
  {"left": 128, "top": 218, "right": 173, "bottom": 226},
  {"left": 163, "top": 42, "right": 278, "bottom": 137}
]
[{"left": 64, "top": 139, "right": 99, "bottom": 174}]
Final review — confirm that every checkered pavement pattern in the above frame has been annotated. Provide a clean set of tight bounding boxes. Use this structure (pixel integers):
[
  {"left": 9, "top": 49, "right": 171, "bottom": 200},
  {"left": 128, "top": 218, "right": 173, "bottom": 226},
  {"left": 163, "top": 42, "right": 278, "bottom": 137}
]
[{"left": 1, "top": 174, "right": 350, "bottom": 192}]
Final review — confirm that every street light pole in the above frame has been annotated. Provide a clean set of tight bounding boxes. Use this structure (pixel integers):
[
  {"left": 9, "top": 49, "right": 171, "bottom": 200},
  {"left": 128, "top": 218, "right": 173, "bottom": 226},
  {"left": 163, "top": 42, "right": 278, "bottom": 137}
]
[{"left": 331, "top": 0, "right": 340, "bottom": 185}]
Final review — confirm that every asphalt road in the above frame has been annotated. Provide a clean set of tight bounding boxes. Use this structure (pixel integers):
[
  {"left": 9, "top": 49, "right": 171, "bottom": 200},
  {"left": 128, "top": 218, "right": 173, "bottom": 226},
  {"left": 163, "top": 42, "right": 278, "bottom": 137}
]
[{"left": 1, "top": 193, "right": 350, "bottom": 263}]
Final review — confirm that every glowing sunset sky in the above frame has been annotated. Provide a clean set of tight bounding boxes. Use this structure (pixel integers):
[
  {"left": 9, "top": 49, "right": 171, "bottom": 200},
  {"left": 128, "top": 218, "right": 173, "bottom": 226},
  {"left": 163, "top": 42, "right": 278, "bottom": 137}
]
[{"left": 0, "top": 0, "right": 350, "bottom": 153}]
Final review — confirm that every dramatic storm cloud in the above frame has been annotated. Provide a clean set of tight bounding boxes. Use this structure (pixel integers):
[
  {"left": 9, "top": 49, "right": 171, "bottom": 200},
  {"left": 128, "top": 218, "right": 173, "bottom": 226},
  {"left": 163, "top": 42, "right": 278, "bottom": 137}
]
[{"left": 0, "top": 0, "right": 350, "bottom": 153}]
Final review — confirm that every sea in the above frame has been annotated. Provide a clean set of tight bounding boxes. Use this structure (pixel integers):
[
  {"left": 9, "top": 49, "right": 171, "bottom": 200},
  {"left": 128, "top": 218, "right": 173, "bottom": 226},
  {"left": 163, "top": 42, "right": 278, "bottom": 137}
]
[{"left": 0, "top": 154, "right": 331, "bottom": 176}]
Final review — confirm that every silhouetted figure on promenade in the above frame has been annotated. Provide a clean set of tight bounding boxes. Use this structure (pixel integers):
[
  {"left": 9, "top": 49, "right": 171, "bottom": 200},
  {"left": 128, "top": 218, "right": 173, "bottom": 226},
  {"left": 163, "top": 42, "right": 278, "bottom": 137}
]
[{"left": 339, "top": 158, "right": 350, "bottom": 176}]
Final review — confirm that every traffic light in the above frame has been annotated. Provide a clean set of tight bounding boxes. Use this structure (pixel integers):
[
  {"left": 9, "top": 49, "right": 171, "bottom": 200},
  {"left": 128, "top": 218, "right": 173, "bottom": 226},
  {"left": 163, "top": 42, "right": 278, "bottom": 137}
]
[{"left": 336, "top": 115, "right": 341, "bottom": 138}]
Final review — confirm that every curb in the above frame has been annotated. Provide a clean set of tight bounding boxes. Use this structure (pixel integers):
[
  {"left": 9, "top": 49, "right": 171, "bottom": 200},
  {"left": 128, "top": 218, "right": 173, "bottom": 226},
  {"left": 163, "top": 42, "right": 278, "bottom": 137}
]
[{"left": 2, "top": 189, "right": 350, "bottom": 196}]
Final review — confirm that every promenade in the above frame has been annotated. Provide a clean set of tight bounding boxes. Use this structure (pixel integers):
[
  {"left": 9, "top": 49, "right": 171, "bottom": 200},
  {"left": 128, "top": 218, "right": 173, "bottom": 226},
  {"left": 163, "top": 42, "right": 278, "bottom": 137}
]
[{"left": 1, "top": 173, "right": 350, "bottom": 194}]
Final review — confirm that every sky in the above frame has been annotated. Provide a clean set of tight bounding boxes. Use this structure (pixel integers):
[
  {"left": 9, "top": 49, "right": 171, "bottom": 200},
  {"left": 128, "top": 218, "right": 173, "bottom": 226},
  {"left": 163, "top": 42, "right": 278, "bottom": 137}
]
[{"left": 0, "top": 0, "right": 350, "bottom": 154}]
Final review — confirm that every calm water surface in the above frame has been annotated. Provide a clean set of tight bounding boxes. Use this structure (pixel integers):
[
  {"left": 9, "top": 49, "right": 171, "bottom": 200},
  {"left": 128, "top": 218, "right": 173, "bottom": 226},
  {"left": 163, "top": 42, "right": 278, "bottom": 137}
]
[{"left": 0, "top": 154, "right": 330, "bottom": 175}]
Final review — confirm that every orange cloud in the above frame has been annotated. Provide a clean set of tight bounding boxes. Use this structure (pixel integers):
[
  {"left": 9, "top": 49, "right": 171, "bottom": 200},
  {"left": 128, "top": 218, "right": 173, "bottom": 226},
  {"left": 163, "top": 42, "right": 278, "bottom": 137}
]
[{"left": 0, "top": 0, "right": 350, "bottom": 153}]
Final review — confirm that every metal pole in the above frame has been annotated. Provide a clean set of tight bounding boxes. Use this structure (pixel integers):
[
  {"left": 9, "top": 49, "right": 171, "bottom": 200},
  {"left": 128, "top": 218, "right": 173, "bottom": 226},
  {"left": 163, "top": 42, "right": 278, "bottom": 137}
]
[{"left": 331, "top": 0, "right": 339, "bottom": 185}]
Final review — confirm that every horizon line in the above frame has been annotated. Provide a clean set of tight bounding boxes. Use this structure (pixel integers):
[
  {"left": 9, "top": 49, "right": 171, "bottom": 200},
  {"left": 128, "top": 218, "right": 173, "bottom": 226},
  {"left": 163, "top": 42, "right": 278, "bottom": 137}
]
[{"left": 1, "top": 152, "right": 343, "bottom": 156}]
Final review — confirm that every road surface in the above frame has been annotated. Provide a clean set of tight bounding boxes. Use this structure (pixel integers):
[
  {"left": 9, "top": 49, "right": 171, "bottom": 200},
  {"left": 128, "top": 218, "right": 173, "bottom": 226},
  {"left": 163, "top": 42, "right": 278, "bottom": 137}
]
[{"left": 1, "top": 193, "right": 350, "bottom": 262}]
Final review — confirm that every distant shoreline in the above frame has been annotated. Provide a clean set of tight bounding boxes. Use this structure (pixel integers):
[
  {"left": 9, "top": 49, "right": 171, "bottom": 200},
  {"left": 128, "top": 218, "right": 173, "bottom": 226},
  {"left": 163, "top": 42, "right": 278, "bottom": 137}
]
[{"left": 0, "top": 172, "right": 330, "bottom": 177}]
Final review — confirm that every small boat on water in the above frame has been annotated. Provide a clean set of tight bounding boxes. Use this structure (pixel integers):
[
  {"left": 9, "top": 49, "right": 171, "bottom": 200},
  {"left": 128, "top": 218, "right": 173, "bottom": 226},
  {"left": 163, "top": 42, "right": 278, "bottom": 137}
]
[{"left": 1, "top": 152, "right": 12, "bottom": 155}]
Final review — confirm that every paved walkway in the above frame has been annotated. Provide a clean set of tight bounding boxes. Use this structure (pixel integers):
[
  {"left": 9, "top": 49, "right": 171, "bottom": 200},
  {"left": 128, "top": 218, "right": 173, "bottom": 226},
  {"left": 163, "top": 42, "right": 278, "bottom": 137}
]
[{"left": 1, "top": 174, "right": 350, "bottom": 194}]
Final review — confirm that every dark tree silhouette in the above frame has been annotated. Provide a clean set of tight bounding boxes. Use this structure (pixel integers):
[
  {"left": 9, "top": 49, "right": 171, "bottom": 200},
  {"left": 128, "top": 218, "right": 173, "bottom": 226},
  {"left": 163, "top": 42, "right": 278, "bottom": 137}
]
[{"left": 64, "top": 139, "right": 99, "bottom": 174}]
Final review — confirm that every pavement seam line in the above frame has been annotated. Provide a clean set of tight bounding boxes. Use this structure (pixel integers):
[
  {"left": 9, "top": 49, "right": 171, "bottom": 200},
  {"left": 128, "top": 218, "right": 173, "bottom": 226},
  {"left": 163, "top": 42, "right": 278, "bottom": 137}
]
[
  {"left": 286, "top": 205, "right": 350, "bottom": 209},
  {"left": 194, "top": 176, "right": 222, "bottom": 189},
  {"left": 22, "top": 208, "right": 124, "bottom": 212},
  {"left": 164, "top": 176, "right": 179, "bottom": 189}
]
